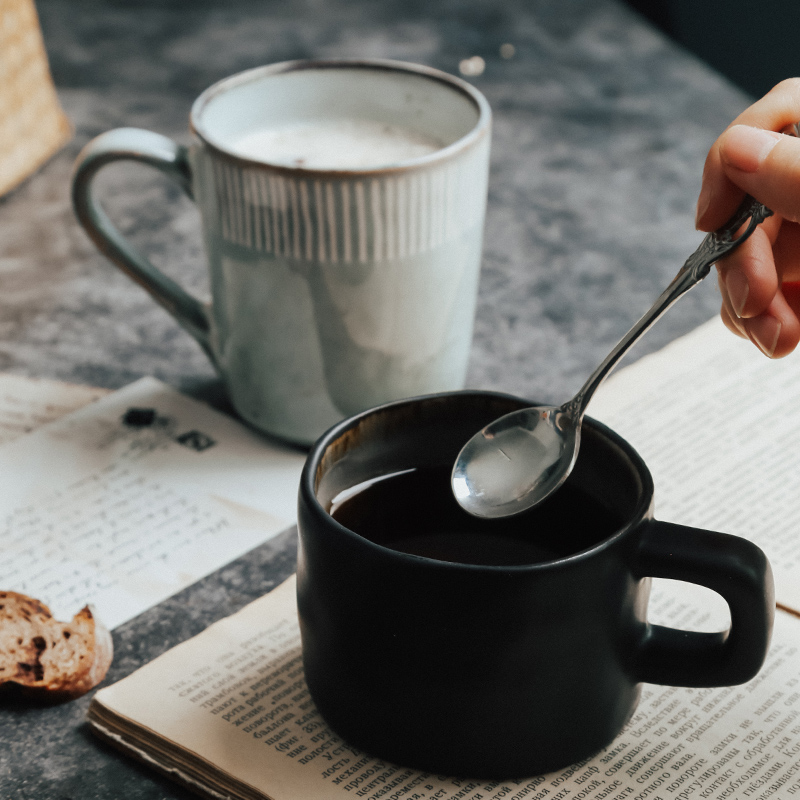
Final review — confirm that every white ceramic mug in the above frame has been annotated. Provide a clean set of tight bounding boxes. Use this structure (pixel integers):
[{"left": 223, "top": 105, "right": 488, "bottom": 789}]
[{"left": 72, "top": 59, "right": 491, "bottom": 445}]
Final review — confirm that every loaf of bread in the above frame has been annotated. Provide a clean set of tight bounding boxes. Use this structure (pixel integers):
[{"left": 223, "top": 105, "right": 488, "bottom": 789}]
[{"left": 0, "top": 591, "right": 113, "bottom": 700}]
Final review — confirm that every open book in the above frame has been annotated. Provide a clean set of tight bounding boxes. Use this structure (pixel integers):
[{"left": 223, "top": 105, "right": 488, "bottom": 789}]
[{"left": 88, "top": 317, "right": 800, "bottom": 800}]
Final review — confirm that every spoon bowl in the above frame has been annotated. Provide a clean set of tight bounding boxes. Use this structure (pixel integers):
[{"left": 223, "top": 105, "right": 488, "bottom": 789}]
[{"left": 451, "top": 405, "right": 580, "bottom": 518}]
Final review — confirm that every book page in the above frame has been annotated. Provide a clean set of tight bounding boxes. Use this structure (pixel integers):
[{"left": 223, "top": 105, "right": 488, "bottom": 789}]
[
  {"left": 0, "top": 373, "right": 110, "bottom": 445},
  {"left": 0, "top": 377, "right": 306, "bottom": 628},
  {"left": 590, "top": 316, "right": 800, "bottom": 613},
  {"left": 89, "top": 576, "right": 800, "bottom": 800}
]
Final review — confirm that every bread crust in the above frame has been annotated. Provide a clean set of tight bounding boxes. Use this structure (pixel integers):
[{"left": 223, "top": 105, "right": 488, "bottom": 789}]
[{"left": 0, "top": 591, "right": 113, "bottom": 700}]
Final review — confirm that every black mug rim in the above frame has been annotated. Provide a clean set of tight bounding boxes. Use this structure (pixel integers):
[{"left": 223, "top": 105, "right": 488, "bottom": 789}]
[{"left": 300, "top": 389, "right": 655, "bottom": 572}]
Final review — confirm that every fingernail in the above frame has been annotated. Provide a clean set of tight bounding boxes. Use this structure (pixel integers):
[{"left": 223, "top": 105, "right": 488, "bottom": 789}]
[
  {"left": 749, "top": 316, "right": 781, "bottom": 357},
  {"left": 695, "top": 182, "right": 712, "bottom": 228},
  {"left": 725, "top": 268, "right": 749, "bottom": 317},
  {"left": 720, "top": 125, "right": 781, "bottom": 173}
]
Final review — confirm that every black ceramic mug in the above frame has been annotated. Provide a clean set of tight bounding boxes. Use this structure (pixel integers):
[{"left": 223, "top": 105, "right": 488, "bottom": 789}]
[{"left": 296, "top": 391, "right": 774, "bottom": 778}]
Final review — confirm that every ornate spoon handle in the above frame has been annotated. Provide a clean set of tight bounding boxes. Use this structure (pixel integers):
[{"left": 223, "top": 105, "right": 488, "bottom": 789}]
[{"left": 564, "top": 194, "right": 773, "bottom": 421}]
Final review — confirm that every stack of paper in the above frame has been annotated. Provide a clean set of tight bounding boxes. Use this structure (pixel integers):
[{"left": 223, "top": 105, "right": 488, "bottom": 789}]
[{"left": 0, "top": 375, "right": 305, "bottom": 629}]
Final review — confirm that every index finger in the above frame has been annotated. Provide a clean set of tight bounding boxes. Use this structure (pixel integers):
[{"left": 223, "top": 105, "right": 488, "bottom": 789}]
[{"left": 696, "top": 79, "right": 800, "bottom": 231}]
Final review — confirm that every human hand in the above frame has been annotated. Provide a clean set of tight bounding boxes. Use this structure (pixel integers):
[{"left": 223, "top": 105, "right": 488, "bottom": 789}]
[{"left": 696, "top": 79, "right": 800, "bottom": 357}]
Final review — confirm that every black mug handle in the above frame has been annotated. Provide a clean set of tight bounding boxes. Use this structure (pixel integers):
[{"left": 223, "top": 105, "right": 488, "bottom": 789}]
[{"left": 633, "top": 520, "right": 774, "bottom": 687}]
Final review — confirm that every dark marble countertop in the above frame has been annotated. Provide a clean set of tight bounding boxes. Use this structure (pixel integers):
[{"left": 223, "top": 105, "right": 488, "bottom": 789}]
[{"left": 0, "top": 0, "right": 751, "bottom": 797}]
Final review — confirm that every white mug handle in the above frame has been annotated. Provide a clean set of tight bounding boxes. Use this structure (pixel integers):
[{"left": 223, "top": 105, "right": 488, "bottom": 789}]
[{"left": 71, "top": 127, "right": 214, "bottom": 361}]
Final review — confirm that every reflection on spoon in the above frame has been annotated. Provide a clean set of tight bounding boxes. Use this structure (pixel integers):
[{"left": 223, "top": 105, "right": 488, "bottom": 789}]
[
  {"left": 452, "top": 407, "right": 570, "bottom": 510},
  {"left": 453, "top": 195, "right": 774, "bottom": 519}
]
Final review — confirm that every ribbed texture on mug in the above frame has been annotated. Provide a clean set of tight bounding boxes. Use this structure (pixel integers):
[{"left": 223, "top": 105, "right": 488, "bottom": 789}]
[{"left": 196, "top": 144, "right": 488, "bottom": 264}]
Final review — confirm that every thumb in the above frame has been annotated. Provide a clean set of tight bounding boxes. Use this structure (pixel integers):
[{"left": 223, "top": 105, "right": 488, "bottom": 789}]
[{"left": 718, "top": 125, "right": 800, "bottom": 223}]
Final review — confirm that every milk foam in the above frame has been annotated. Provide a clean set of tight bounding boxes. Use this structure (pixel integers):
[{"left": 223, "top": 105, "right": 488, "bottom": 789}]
[{"left": 229, "top": 119, "right": 444, "bottom": 169}]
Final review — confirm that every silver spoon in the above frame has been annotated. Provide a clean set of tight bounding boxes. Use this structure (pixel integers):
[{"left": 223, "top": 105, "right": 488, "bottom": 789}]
[{"left": 452, "top": 194, "right": 774, "bottom": 518}]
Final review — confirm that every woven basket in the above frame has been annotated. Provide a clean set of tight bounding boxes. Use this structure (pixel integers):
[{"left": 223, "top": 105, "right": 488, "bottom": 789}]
[{"left": 0, "top": 0, "right": 72, "bottom": 196}]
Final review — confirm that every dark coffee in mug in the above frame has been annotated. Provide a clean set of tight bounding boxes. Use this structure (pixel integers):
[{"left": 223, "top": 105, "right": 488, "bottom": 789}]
[{"left": 330, "top": 464, "right": 624, "bottom": 566}]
